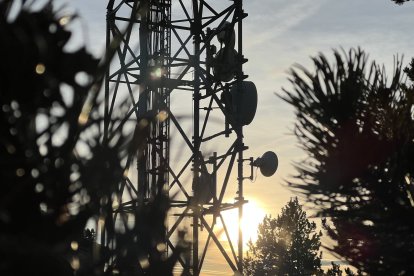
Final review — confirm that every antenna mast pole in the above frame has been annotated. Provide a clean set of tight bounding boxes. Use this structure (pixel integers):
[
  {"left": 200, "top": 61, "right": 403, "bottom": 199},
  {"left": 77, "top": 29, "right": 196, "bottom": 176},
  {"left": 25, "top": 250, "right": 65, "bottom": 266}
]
[
  {"left": 235, "top": 1, "right": 244, "bottom": 272},
  {"left": 192, "top": 0, "right": 201, "bottom": 274}
]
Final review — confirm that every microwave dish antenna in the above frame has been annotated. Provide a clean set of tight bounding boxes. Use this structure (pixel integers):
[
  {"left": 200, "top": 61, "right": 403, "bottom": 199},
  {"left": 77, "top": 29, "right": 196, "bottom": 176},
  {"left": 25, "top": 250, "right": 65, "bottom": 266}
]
[
  {"left": 253, "top": 151, "right": 279, "bottom": 177},
  {"left": 216, "top": 21, "right": 236, "bottom": 48}
]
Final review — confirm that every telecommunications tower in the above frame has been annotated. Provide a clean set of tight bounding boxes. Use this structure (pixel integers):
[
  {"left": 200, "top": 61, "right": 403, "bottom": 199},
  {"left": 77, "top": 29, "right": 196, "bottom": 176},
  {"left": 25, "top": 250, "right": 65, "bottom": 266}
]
[{"left": 104, "top": 0, "right": 277, "bottom": 274}]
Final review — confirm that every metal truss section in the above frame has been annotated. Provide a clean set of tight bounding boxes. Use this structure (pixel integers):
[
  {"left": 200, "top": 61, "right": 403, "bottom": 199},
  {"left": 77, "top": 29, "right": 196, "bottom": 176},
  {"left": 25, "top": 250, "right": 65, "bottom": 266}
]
[
  {"left": 105, "top": 1, "right": 248, "bottom": 275},
  {"left": 105, "top": 0, "right": 171, "bottom": 202}
]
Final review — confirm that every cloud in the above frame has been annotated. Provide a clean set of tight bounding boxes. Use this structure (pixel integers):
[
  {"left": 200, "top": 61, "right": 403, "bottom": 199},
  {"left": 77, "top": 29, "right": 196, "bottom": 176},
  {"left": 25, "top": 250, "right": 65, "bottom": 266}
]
[{"left": 244, "top": 0, "right": 328, "bottom": 48}]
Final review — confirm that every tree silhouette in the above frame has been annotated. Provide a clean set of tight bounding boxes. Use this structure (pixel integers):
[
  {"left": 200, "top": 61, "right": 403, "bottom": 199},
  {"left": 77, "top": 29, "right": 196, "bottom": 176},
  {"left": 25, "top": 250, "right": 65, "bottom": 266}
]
[
  {"left": 282, "top": 48, "right": 414, "bottom": 274},
  {"left": 0, "top": 1, "right": 100, "bottom": 274},
  {"left": 325, "top": 262, "right": 361, "bottom": 276},
  {"left": 0, "top": 1, "right": 187, "bottom": 275},
  {"left": 244, "top": 198, "right": 323, "bottom": 276}
]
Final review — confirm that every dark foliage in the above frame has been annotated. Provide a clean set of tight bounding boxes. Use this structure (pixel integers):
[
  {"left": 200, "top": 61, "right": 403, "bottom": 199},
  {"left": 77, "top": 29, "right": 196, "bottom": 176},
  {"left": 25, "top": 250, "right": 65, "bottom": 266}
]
[
  {"left": 325, "top": 262, "right": 361, "bottom": 276},
  {"left": 0, "top": 1, "right": 98, "bottom": 274},
  {"left": 282, "top": 48, "right": 414, "bottom": 274},
  {"left": 244, "top": 198, "right": 323, "bottom": 276},
  {"left": 325, "top": 263, "right": 342, "bottom": 276},
  {"left": 392, "top": 0, "right": 411, "bottom": 4},
  {"left": 0, "top": 1, "right": 187, "bottom": 275}
]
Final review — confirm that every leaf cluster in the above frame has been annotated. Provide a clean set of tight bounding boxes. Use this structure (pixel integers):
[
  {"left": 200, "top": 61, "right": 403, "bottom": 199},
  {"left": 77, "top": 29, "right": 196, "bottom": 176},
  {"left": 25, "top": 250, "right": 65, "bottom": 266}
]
[
  {"left": 282, "top": 48, "right": 414, "bottom": 274},
  {"left": 392, "top": 0, "right": 411, "bottom": 5}
]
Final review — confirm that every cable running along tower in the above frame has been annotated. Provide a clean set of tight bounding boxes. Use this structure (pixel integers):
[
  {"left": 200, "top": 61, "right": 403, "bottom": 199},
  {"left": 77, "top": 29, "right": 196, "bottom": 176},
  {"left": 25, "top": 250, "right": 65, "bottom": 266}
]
[{"left": 104, "top": 0, "right": 277, "bottom": 274}]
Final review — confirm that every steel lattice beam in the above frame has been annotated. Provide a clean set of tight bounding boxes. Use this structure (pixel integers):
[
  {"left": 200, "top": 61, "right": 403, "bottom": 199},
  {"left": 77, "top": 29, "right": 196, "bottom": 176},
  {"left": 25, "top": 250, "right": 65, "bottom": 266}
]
[{"left": 104, "top": 1, "right": 248, "bottom": 275}]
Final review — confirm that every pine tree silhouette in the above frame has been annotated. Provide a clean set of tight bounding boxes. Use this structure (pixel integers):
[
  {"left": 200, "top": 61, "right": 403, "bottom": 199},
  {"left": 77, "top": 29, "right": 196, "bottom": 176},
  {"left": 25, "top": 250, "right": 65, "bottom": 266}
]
[{"left": 282, "top": 48, "right": 414, "bottom": 274}]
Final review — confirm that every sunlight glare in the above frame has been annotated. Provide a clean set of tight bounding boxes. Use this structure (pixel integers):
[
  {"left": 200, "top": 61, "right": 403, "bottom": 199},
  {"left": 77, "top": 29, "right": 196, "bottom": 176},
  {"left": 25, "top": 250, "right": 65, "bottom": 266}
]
[{"left": 220, "top": 200, "right": 266, "bottom": 249}]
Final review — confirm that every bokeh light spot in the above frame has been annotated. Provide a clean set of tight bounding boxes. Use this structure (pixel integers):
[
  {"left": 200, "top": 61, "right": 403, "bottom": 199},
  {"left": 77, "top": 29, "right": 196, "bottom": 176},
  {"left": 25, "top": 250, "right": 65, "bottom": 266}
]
[
  {"left": 71, "top": 241, "right": 79, "bottom": 251},
  {"left": 35, "top": 63, "right": 46, "bottom": 75}
]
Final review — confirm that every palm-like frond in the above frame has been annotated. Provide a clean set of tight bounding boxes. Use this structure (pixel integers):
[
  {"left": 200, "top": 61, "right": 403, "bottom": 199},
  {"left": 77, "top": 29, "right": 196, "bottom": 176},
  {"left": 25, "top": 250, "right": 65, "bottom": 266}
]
[{"left": 282, "top": 48, "right": 414, "bottom": 274}]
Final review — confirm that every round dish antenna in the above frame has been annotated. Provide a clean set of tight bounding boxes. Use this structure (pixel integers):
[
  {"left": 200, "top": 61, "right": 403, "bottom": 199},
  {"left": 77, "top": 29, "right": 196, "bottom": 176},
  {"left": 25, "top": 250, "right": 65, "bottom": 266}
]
[
  {"left": 253, "top": 151, "right": 278, "bottom": 177},
  {"left": 192, "top": 171, "right": 215, "bottom": 205},
  {"left": 212, "top": 48, "right": 238, "bottom": 82},
  {"left": 228, "top": 81, "right": 258, "bottom": 125},
  {"left": 216, "top": 21, "right": 235, "bottom": 48},
  {"left": 211, "top": 21, "right": 237, "bottom": 82}
]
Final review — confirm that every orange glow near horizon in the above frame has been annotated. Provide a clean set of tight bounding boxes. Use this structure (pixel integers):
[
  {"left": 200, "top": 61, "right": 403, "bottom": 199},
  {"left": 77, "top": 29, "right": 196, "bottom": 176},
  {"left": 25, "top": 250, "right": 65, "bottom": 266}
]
[{"left": 220, "top": 199, "right": 266, "bottom": 250}]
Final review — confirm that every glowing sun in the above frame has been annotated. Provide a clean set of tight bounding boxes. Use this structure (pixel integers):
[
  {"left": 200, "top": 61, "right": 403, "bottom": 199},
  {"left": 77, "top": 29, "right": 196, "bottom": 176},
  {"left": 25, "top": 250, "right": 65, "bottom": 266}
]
[{"left": 220, "top": 200, "right": 266, "bottom": 248}]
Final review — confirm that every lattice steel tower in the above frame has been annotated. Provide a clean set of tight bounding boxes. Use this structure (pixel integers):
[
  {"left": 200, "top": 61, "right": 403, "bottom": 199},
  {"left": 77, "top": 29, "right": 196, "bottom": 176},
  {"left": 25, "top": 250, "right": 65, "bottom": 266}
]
[{"left": 104, "top": 1, "right": 276, "bottom": 275}]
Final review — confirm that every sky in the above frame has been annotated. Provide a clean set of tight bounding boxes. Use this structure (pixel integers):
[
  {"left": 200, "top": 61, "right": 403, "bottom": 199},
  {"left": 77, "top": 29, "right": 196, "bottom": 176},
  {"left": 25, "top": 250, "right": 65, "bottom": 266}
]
[
  {"left": 242, "top": 0, "right": 414, "bottom": 214},
  {"left": 56, "top": 0, "right": 414, "bottom": 274},
  {"left": 61, "top": 0, "right": 414, "bottom": 209}
]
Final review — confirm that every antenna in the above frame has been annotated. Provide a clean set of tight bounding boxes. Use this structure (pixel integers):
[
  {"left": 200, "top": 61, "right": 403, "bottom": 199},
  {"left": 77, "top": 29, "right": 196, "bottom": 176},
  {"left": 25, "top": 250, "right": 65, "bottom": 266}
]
[
  {"left": 103, "top": 1, "right": 275, "bottom": 275},
  {"left": 253, "top": 151, "right": 279, "bottom": 177}
]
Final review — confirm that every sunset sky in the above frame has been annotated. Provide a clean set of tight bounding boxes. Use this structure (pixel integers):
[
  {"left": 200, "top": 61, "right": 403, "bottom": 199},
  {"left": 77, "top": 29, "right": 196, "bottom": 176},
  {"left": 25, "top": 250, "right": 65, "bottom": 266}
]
[
  {"left": 64, "top": 0, "right": 414, "bottom": 209},
  {"left": 60, "top": 0, "right": 414, "bottom": 274}
]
